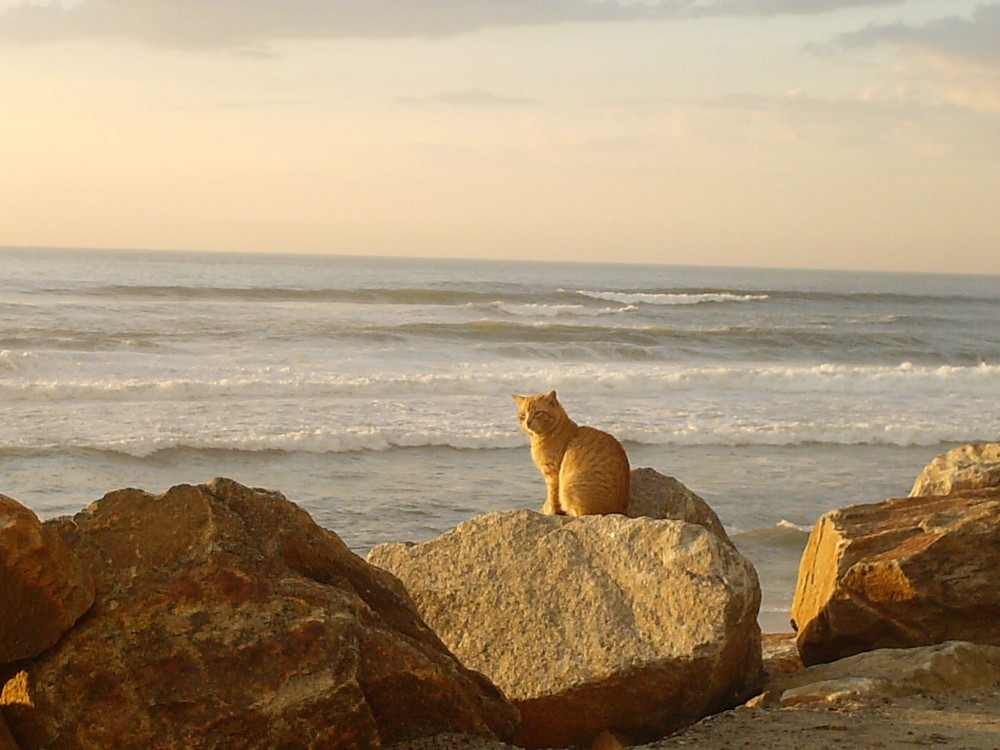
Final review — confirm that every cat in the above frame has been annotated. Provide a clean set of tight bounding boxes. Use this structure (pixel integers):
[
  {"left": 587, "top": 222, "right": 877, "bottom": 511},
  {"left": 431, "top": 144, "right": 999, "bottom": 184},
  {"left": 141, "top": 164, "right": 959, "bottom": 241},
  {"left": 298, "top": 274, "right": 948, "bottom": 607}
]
[{"left": 513, "top": 390, "right": 630, "bottom": 516}]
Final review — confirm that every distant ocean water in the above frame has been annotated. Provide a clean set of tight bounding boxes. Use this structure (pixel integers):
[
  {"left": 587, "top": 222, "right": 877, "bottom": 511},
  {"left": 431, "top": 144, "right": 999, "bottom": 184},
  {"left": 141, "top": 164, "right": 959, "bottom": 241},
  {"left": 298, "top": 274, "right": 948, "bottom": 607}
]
[{"left": 3, "top": 247, "right": 999, "bottom": 628}]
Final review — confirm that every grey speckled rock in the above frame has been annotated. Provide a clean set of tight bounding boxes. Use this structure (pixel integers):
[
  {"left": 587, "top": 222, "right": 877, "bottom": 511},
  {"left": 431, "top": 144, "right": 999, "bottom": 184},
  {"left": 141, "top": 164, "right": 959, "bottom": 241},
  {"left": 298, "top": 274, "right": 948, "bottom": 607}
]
[
  {"left": 627, "top": 468, "right": 730, "bottom": 544},
  {"left": 761, "top": 641, "right": 1000, "bottom": 707},
  {"left": 369, "top": 510, "right": 762, "bottom": 749}
]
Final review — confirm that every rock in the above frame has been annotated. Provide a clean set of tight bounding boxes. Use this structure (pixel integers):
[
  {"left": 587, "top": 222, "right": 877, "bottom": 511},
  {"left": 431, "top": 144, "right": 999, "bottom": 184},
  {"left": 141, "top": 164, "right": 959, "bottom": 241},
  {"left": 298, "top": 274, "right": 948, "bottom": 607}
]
[
  {"left": 762, "top": 641, "right": 1000, "bottom": 707},
  {"left": 0, "top": 479, "right": 518, "bottom": 750},
  {"left": 590, "top": 729, "right": 631, "bottom": 750},
  {"left": 627, "top": 468, "right": 731, "bottom": 543},
  {"left": 0, "top": 494, "right": 94, "bottom": 664},
  {"left": 791, "top": 488, "right": 1000, "bottom": 667},
  {"left": 0, "top": 713, "right": 18, "bottom": 750},
  {"left": 761, "top": 633, "right": 804, "bottom": 681},
  {"left": 385, "top": 734, "right": 517, "bottom": 750},
  {"left": 910, "top": 443, "right": 1000, "bottom": 496},
  {"left": 368, "top": 510, "right": 762, "bottom": 749}
]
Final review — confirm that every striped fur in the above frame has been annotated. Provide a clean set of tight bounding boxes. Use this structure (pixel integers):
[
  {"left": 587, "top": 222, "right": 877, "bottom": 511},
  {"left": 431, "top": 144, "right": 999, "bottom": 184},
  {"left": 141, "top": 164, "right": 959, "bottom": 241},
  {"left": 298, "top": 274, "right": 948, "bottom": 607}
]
[{"left": 513, "top": 391, "right": 630, "bottom": 516}]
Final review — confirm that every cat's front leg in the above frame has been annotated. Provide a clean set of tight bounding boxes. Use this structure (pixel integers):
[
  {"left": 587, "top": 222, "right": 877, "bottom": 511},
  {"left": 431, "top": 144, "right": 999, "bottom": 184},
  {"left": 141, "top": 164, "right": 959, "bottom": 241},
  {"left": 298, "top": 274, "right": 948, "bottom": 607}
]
[{"left": 540, "top": 479, "right": 562, "bottom": 515}]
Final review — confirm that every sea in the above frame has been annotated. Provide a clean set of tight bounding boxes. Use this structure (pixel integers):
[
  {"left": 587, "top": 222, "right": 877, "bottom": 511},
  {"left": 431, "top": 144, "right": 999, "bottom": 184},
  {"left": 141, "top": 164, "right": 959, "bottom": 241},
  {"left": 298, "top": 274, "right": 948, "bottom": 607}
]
[{"left": 2, "top": 247, "right": 999, "bottom": 630}]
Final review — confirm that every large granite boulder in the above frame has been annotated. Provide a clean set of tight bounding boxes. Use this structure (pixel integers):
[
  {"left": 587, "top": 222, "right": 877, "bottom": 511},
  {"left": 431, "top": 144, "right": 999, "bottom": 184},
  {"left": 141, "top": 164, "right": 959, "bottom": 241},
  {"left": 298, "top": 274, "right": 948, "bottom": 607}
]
[
  {"left": 368, "top": 510, "right": 762, "bottom": 749},
  {"left": 791, "top": 488, "right": 1000, "bottom": 667},
  {"left": 627, "top": 468, "right": 731, "bottom": 543},
  {"left": 0, "top": 494, "right": 94, "bottom": 664},
  {"left": 910, "top": 443, "right": 1000, "bottom": 496},
  {"left": 0, "top": 479, "right": 518, "bottom": 750},
  {"left": 759, "top": 640, "right": 1000, "bottom": 707}
]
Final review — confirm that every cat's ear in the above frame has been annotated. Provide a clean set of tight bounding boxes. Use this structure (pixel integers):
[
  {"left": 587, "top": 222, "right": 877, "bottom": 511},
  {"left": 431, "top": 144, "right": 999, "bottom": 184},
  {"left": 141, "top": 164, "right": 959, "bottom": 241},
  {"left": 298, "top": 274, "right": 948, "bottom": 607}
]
[
  {"left": 546, "top": 390, "right": 558, "bottom": 403},
  {"left": 512, "top": 394, "right": 525, "bottom": 404}
]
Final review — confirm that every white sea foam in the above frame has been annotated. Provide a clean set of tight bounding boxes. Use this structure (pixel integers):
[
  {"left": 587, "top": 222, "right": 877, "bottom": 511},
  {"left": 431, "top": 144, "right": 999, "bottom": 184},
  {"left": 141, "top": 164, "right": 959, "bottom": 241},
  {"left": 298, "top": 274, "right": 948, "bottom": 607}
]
[
  {"left": 576, "top": 290, "right": 770, "bottom": 305},
  {"left": 2, "top": 361, "right": 998, "bottom": 403},
  {"left": 776, "top": 519, "right": 813, "bottom": 534},
  {"left": 493, "top": 302, "right": 633, "bottom": 318},
  {"left": 1, "top": 413, "right": 988, "bottom": 457}
]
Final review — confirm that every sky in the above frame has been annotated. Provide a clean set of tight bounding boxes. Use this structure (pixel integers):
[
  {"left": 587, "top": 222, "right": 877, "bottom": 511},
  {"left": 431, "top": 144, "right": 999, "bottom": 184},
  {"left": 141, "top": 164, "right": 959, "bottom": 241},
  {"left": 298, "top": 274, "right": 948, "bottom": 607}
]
[{"left": 1, "top": 1, "right": 998, "bottom": 273}]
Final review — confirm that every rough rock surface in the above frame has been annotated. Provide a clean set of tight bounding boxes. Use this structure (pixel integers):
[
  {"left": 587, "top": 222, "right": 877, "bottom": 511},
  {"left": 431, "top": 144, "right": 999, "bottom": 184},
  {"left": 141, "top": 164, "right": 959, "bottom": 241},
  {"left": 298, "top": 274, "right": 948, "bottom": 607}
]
[
  {"left": 627, "top": 468, "right": 731, "bottom": 543},
  {"left": 910, "top": 443, "right": 1000, "bottom": 497},
  {"left": 0, "top": 494, "right": 94, "bottom": 664},
  {"left": 0, "top": 713, "right": 17, "bottom": 750},
  {"left": 791, "top": 488, "right": 1000, "bottom": 666},
  {"left": 385, "top": 734, "right": 517, "bottom": 750},
  {"left": 761, "top": 633, "right": 804, "bottom": 681},
  {"left": 368, "top": 510, "right": 762, "bottom": 749},
  {"left": 760, "top": 641, "right": 1000, "bottom": 707},
  {"left": 0, "top": 479, "right": 518, "bottom": 750}
]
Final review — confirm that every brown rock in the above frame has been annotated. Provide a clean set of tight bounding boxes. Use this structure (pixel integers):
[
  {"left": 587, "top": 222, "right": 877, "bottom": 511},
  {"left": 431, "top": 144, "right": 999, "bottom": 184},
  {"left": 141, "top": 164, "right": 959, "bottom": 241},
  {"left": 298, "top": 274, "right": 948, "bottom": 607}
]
[
  {"left": 369, "top": 510, "right": 762, "bottom": 749},
  {"left": 627, "top": 468, "right": 731, "bottom": 543},
  {"left": 791, "top": 488, "right": 1000, "bottom": 667},
  {"left": 385, "top": 735, "right": 517, "bottom": 750},
  {"left": 0, "top": 494, "right": 94, "bottom": 664},
  {"left": 0, "top": 712, "right": 18, "bottom": 750},
  {"left": 0, "top": 479, "right": 517, "bottom": 750},
  {"left": 761, "top": 633, "right": 804, "bottom": 681},
  {"left": 910, "top": 443, "right": 1000, "bottom": 496}
]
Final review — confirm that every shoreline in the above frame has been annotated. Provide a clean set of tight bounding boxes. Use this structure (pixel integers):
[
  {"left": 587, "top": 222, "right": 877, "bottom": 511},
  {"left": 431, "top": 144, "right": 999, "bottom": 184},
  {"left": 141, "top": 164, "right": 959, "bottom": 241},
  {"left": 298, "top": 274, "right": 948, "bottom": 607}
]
[{"left": 758, "top": 611, "right": 793, "bottom": 634}]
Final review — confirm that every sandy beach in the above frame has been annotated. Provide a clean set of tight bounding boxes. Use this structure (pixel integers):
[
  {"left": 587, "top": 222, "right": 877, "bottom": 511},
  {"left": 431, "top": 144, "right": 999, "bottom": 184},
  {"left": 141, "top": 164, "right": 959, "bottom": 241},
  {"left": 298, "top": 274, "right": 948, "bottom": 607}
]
[
  {"left": 398, "top": 685, "right": 1000, "bottom": 750},
  {"left": 647, "top": 685, "right": 1000, "bottom": 750}
]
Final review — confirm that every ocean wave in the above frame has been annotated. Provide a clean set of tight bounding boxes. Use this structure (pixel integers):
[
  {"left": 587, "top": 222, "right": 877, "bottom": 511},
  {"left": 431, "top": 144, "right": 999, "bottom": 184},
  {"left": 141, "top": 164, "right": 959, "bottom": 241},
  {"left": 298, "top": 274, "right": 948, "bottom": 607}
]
[
  {"left": 575, "top": 290, "right": 769, "bottom": 305},
  {"left": 485, "top": 302, "right": 635, "bottom": 318},
  {"left": 3, "top": 361, "right": 998, "bottom": 401},
  {"left": 38, "top": 284, "right": 537, "bottom": 308},
  {"left": 359, "top": 320, "right": 972, "bottom": 362},
  {"left": 0, "top": 349, "right": 38, "bottom": 372},
  {"left": 618, "top": 424, "right": 988, "bottom": 448},
  {"left": 34, "top": 281, "right": 1000, "bottom": 309},
  {"left": 0, "top": 415, "right": 985, "bottom": 458},
  {"left": 731, "top": 520, "right": 812, "bottom": 544},
  {"left": 0, "top": 430, "right": 527, "bottom": 459},
  {"left": 776, "top": 519, "right": 813, "bottom": 534}
]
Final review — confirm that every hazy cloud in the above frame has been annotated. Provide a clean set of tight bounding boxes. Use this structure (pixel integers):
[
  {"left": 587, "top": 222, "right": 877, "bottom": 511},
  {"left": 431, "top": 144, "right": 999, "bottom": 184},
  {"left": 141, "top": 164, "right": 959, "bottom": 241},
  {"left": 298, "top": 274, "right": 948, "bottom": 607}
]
[
  {"left": 685, "top": 0, "right": 902, "bottom": 16},
  {"left": 838, "top": 4, "right": 1000, "bottom": 67},
  {"left": 0, "top": 0, "right": 903, "bottom": 50},
  {"left": 397, "top": 90, "right": 539, "bottom": 107},
  {"left": 612, "top": 88, "right": 1000, "bottom": 157}
]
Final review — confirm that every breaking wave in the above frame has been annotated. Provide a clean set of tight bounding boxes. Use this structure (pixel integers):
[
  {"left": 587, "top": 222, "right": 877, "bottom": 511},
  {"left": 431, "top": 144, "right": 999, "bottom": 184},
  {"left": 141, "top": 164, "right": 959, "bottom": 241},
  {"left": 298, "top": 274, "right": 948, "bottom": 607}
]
[
  {"left": 576, "top": 290, "right": 770, "bottom": 305},
  {"left": 3, "top": 361, "right": 996, "bottom": 401}
]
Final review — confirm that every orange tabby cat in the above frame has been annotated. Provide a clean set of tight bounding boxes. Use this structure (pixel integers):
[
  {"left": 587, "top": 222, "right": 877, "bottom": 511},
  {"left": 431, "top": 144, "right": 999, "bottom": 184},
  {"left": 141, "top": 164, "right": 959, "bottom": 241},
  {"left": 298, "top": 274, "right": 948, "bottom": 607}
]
[{"left": 513, "top": 391, "right": 630, "bottom": 516}]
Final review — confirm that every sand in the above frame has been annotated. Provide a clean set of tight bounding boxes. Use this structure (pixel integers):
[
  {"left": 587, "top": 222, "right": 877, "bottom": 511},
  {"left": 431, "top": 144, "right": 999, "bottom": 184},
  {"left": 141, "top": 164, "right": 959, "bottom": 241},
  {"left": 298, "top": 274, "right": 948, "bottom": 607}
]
[
  {"left": 394, "top": 684, "right": 1000, "bottom": 750},
  {"left": 646, "top": 686, "right": 1000, "bottom": 750}
]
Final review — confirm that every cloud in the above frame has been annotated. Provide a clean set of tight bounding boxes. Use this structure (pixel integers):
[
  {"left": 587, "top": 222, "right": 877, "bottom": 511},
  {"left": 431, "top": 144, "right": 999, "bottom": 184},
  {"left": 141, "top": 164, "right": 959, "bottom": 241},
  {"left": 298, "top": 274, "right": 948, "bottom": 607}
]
[
  {"left": 614, "top": 88, "right": 1000, "bottom": 158},
  {"left": 396, "top": 90, "right": 539, "bottom": 107},
  {"left": 685, "top": 0, "right": 902, "bottom": 16},
  {"left": 0, "top": 0, "right": 903, "bottom": 50},
  {"left": 837, "top": 4, "right": 1000, "bottom": 67},
  {"left": 833, "top": 5, "right": 1000, "bottom": 113}
]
